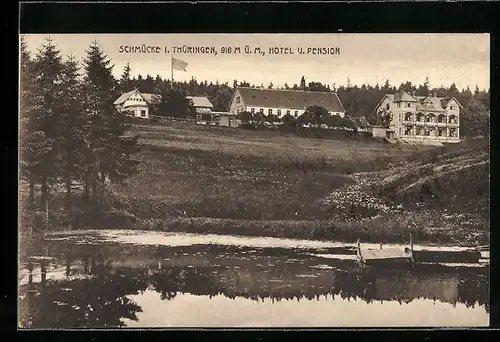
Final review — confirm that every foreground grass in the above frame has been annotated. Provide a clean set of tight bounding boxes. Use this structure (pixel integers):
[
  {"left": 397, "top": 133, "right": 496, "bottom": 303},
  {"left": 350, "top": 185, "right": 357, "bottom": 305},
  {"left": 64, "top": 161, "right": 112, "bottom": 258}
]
[{"left": 114, "top": 122, "right": 424, "bottom": 221}]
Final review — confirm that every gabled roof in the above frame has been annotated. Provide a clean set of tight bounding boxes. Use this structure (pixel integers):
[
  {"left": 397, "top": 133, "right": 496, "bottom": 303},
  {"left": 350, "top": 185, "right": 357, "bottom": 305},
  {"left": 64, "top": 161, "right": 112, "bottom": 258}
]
[
  {"left": 440, "top": 96, "right": 463, "bottom": 109},
  {"left": 393, "top": 91, "right": 419, "bottom": 102},
  {"left": 114, "top": 90, "right": 138, "bottom": 105},
  {"left": 186, "top": 96, "right": 214, "bottom": 108},
  {"left": 142, "top": 93, "right": 161, "bottom": 102},
  {"left": 234, "top": 87, "right": 346, "bottom": 113},
  {"left": 377, "top": 93, "right": 463, "bottom": 112},
  {"left": 114, "top": 89, "right": 157, "bottom": 105}
]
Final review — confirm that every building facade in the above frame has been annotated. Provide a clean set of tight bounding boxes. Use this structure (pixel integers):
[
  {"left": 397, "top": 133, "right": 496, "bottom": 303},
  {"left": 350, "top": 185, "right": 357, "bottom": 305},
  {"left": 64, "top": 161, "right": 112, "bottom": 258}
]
[
  {"left": 374, "top": 91, "right": 462, "bottom": 145},
  {"left": 186, "top": 96, "right": 214, "bottom": 114},
  {"left": 228, "top": 87, "right": 346, "bottom": 119},
  {"left": 114, "top": 89, "right": 158, "bottom": 119},
  {"left": 114, "top": 90, "right": 215, "bottom": 120}
]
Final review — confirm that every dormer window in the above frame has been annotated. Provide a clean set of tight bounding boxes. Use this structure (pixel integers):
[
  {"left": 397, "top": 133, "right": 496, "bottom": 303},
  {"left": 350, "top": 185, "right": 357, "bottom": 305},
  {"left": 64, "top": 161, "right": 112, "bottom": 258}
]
[
  {"left": 386, "top": 103, "right": 390, "bottom": 110},
  {"left": 450, "top": 105, "right": 453, "bottom": 110},
  {"left": 236, "top": 96, "right": 240, "bottom": 103},
  {"left": 407, "top": 103, "right": 411, "bottom": 108}
]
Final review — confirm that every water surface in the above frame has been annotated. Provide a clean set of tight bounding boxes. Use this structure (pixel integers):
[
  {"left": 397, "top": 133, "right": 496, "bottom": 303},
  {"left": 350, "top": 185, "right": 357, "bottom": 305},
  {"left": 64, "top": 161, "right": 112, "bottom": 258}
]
[{"left": 18, "top": 230, "right": 490, "bottom": 328}]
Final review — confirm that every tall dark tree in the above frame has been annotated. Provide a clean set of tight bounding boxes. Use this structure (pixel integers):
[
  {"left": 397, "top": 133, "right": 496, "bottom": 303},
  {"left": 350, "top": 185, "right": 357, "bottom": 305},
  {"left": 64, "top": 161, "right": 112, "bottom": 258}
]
[
  {"left": 57, "top": 54, "right": 88, "bottom": 214},
  {"left": 300, "top": 76, "right": 306, "bottom": 91},
  {"left": 82, "top": 40, "right": 140, "bottom": 208},
  {"left": 461, "top": 100, "right": 490, "bottom": 138},
  {"left": 118, "top": 63, "right": 132, "bottom": 93},
  {"left": 152, "top": 88, "right": 196, "bottom": 118},
  {"left": 30, "top": 37, "right": 66, "bottom": 209},
  {"left": 20, "top": 35, "right": 38, "bottom": 206}
]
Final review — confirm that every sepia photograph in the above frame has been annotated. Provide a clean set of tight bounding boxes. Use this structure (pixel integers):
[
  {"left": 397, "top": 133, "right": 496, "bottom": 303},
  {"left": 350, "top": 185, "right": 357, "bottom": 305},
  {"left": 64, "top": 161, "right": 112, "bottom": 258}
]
[{"left": 18, "top": 33, "right": 490, "bottom": 328}]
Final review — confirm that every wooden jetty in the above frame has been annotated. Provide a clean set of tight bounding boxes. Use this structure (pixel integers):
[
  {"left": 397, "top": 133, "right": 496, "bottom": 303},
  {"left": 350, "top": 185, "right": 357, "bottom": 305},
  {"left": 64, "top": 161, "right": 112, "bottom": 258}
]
[
  {"left": 356, "top": 239, "right": 413, "bottom": 268},
  {"left": 356, "top": 234, "right": 485, "bottom": 269}
]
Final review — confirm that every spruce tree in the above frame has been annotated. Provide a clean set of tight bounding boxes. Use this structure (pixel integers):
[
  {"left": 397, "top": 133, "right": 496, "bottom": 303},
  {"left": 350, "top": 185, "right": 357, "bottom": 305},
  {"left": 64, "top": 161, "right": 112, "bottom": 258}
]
[
  {"left": 82, "top": 40, "right": 140, "bottom": 209},
  {"left": 30, "top": 37, "right": 65, "bottom": 209},
  {"left": 118, "top": 62, "right": 132, "bottom": 94},
  {"left": 20, "top": 36, "right": 37, "bottom": 206},
  {"left": 57, "top": 54, "right": 89, "bottom": 213}
]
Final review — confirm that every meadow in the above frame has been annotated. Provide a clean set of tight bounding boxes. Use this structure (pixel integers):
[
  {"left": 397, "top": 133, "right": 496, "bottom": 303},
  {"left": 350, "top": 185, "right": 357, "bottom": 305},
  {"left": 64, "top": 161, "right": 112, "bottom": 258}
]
[{"left": 105, "top": 122, "right": 489, "bottom": 246}]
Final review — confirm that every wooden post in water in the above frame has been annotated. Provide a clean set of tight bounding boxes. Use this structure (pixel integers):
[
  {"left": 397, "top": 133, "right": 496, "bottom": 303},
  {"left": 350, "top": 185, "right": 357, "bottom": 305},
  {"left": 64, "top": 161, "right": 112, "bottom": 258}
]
[
  {"left": 409, "top": 233, "right": 415, "bottom": 267},
  {"left": 356, "top": 238, "right": 363, "bottom": 268},
  {"left": 40, "top": 260, "right": 47, "bottom": 284},
  {"left": 84, "top": 256, "right": 89, "bottom": 274},
  {"left": 28, "top": 260, "right": 33, "bottom": 284}
]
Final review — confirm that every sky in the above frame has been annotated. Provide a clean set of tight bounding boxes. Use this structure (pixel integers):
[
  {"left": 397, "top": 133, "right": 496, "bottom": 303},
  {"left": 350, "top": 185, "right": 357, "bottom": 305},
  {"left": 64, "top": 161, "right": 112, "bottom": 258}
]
[{"left": 22, "top": 33, "right": 490, "bottom": 91}]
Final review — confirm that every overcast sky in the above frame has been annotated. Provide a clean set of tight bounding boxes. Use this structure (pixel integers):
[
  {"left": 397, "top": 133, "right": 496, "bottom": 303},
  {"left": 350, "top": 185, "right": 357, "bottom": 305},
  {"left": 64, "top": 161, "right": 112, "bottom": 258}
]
[{"left": 22, "top": 33, "right": 490, "bottom": 90}]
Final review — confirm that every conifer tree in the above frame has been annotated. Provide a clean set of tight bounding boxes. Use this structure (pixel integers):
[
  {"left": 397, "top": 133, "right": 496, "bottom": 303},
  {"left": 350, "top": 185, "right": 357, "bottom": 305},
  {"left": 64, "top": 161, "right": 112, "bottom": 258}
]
[
  {"left": 57, "top": 54, "right": 88, "bottom": 212},
  {"left": 20, "top": 36, "right": 38, "bottom": 206},
  {"left": 118, "top": 62, "right": 132, "bottom": 93},
  {"left": 82, "top": 40, "right": 140, "bottom": 207},
  {"left": 30, "top": 37, "right": 65, "bottom": 209}
]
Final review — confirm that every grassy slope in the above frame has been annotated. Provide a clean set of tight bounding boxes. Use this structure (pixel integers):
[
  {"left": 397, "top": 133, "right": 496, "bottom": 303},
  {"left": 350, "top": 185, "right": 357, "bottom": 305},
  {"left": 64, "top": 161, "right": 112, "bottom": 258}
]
[{"left": 107, "top": 122, "right": 489, "bottom": 245}]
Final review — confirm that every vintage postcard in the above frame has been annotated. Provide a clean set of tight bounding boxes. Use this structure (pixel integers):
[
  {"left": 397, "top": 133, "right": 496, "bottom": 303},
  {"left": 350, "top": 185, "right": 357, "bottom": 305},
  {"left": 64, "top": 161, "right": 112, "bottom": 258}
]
[{"left": 18, "top": 33, "right": 490, "bottom": 328}]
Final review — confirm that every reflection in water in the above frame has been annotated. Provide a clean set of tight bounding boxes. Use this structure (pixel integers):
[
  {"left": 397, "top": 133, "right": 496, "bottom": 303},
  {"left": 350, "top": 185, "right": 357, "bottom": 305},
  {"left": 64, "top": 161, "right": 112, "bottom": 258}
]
[{"left": 18, "top": 234, "right": 490, "bottom": 328}]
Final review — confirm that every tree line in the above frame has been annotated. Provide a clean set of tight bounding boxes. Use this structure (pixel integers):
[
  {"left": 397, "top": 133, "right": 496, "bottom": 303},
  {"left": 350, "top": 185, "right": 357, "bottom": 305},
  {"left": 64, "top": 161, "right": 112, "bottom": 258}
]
[
  {"left": 123, "top": 73, "right": 490, "bottom": 115},
  {"left": 20, "top": 37, "right": 141, "bottom": 231},
  {"left": 126, "top": 72, "right": 490, "bottom": 137}
]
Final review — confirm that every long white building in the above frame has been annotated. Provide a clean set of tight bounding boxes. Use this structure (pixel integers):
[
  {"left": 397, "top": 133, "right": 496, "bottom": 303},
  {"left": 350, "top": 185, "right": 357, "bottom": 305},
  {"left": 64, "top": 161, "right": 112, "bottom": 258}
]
[{"left": 228, "top": 87, "right": 346, "bottom": 118}]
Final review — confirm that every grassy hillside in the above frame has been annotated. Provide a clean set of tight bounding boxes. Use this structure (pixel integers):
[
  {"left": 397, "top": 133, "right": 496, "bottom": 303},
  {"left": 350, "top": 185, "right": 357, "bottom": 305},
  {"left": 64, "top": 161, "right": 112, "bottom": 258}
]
[
  {"left": 113, "top": 123, "right": 423, "bottom": 221},
  {"left": 21, "top": 122, "right": 489, "bottom": 246}
]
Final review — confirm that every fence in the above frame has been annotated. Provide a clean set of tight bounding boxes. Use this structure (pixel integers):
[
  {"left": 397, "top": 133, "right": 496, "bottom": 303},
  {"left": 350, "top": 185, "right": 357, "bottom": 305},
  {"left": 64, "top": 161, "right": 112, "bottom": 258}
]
[{"left": 149, "top": 115, "right": 196, "bottom": 123}]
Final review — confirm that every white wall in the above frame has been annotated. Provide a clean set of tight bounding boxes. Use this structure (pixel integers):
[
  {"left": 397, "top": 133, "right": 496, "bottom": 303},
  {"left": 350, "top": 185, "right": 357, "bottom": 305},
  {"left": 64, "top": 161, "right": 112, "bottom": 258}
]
[{"left": 232, "top": 105, "right": 345, "bottom": 118}]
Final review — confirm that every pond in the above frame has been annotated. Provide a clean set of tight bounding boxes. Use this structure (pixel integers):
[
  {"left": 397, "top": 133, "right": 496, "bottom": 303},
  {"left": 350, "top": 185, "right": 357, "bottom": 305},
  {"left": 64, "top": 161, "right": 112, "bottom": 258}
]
[{"left": 18, "top": 230, "right": 490, "bottom": 328}]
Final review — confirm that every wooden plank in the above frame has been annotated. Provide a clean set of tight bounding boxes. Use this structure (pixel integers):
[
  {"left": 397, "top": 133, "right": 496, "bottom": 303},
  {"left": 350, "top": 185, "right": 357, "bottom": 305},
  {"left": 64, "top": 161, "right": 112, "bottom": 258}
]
[
  {"left": 360, "top": 248, "right": 410, "bottom": 260},
  {"left": 413, "top": 250, "right": 481, "bottom": 263}
]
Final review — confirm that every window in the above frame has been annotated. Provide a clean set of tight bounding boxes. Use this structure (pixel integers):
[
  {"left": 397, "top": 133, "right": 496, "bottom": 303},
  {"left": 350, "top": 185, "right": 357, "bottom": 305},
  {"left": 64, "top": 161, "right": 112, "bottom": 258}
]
[
  {"left": 449, "top": 128, "right": 457, "bottom": 137},
  {"left": 407, "top": 103, "right": 411, "bottom": 108},
  {"left": 397, "top": 103, "right": 401, "bottom": 108},
  {"left": 141, "top": 110, "right": 146, "bottom": 117},
  {"left": 277, "top": 109, "right": 282, "bottom": 116},
  {"left": 236, "top": 96, "right": 240, "bottom": 104},
  {"left": 294, "top": 111, "right": 299, "bottom": 117},
  {"left": 404, "top": 127, "right": 412, "bottom": 135},
  {"left": 450, "top": 105, "right": 453, "bottom": 110},
  {"left": 268, "top": 109, "right": 273, "bottom": 115},
  {"left": 404, "top": 113, "right": 412, "bottom": 121},
  {"left": 259, "top": 108, "right": 264, "bottom": 114},
  {"left": 386, "top": 103, "right": 390, "bottom": 110},
  {"left": 251, "top": 108, "right": 255, "bottom": 114},
  {"left": 286, "top": 110, "right": 291, "bottom": 116}
]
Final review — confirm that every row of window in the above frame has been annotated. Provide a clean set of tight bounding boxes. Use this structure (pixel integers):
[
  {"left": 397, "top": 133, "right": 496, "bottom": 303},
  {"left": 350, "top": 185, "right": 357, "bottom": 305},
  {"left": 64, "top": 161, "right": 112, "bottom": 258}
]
[
  {"left": 402, "top": 113, "right": 458, "bottom": 124},
  {"left": 129, "top": 97, "right": 144, "bottom": 102},
  {"left": 235, "top": 107, "right": 300, "bottom": 117},
  {"left": 403, "top": 127, "right": 458, "bottom": 137},
  {"left": 387, "top": 103, "right": 454, "bottom": 110}
]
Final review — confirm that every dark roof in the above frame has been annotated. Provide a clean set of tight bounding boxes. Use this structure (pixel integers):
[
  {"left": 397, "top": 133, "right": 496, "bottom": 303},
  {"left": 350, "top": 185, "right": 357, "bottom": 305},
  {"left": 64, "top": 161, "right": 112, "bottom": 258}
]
[
  {"left": 114, "top": 89, "right": 160, "bottom": 105},
  {"left": 393, "top": 91, "right": 419, "bottom": 102},
  {"left": 236, "top": 87, "right": 345, "bottom": 113},
  {"left": 186, "top": 96, "right": 214, "bottom": 108},
  {"left": 382, "top": 93, "right": 462, "bottom": 111}
]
